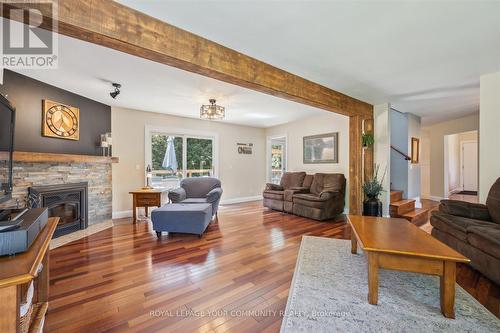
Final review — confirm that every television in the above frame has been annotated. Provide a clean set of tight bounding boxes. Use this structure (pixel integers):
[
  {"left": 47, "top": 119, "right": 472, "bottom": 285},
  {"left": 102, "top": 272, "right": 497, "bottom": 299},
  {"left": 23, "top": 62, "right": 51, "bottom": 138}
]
[{"left": 0, "top": 94, "right": 15, "bottom": 204}]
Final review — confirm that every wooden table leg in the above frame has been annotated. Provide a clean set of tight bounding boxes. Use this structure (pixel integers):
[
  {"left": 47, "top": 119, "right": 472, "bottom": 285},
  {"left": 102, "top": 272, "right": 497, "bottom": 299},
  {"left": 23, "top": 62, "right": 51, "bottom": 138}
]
[
  {"left": 440, "top": 261, "right": 456, "bottom": 318},
  {"left": 132, "top": 196, "right": 137, "bottom": 224},
  {"left": 351, "top": 231, "right": 357, "bottom": 254},
  {"left": 367, "top": 252, "right": 379, "bottom": 305}
]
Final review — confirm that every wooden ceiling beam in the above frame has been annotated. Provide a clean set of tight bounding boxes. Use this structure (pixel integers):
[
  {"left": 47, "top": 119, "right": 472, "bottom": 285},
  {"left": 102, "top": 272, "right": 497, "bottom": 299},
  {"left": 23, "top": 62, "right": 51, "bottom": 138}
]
[{"left": 1, "top": 0, "right": 372, "bottom": 118}]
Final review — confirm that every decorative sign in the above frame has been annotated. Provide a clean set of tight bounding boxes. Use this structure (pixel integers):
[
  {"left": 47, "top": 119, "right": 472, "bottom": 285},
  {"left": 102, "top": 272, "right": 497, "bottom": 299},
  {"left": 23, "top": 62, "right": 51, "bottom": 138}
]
[
  {"left": 42, "top": 100, "right": 80, "bottom": 140},
  {"left": 237, "top": 143, "right": 253, "bottom": 154},
  {"left": 303, "top": 132, "right": 338, "bottom": 164}
]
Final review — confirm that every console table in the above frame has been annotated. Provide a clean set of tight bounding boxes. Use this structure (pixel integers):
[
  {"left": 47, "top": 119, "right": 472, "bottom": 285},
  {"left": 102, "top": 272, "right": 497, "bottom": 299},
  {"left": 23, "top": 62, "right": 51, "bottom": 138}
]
[
  {"left": 129, "top": 188, "right": 168, "bottom": 223},
  {"left": 0, "top": 217, "right": 58, "bottom": 333}
]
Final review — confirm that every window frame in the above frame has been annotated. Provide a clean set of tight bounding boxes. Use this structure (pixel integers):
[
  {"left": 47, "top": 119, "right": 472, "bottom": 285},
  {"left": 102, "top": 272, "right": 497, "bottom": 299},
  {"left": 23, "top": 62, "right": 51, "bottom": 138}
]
[{"left": 145, "top": 125, "right": 219, "bottom": 186}]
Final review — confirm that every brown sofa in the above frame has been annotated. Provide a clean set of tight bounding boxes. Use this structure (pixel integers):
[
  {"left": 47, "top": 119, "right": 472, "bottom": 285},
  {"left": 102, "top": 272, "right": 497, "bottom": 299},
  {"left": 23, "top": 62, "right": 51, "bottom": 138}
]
[
  {"left": 263, "top": 172, "right": 313, "bottom": 213},
  {"left": 263, "top": 172, "right": 346, "bottom": 221},
  {"left": 430, "top": 177, "right": 500, "bottom": 285}
]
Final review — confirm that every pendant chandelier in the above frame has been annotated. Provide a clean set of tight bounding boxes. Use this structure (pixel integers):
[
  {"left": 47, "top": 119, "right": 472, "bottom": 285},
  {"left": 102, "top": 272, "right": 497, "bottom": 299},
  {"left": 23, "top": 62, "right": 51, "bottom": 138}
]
[{"left": 200, "top": 99, "right": 225, "bottom": 120}]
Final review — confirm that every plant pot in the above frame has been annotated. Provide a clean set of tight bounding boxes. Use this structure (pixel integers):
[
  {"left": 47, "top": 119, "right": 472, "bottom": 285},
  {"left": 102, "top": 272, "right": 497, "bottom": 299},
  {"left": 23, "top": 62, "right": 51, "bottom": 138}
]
[{"left": 363, "top": 196, "right": 382, "bottom": 217}]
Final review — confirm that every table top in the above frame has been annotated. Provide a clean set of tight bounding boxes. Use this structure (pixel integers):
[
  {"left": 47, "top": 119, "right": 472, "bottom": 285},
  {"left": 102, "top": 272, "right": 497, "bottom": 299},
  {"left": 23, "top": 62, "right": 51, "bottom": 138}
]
[
  {"left": 129, "top": 188, "right": 169, "bottom": 194},
  {"left": 347, "top": 215, "right": 470, "bottom": 263},
  {"left": 0, "top": 217, "right": 59, "bottom": 288}
]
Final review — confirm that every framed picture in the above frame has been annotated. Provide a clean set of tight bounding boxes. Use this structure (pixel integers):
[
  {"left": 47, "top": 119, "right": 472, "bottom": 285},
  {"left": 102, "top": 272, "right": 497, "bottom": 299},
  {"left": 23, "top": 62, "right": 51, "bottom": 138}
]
[
  {"left": 411, "top": 137, "right": 420, "bottom": 164},
  {"left": 303, "top": 132, "right": 338, "bottom": 164}
]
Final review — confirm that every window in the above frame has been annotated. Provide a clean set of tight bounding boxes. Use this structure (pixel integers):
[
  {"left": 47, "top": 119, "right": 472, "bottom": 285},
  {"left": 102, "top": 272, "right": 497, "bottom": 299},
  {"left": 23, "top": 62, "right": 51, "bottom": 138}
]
[{"left": 146, "top": 127, "right": 217, "bottom": 188}]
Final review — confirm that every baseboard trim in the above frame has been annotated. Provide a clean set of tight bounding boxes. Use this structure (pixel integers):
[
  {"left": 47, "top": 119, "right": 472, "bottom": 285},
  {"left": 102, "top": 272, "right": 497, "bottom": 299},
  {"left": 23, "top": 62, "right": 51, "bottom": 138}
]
[
  {"left": 421, "top": 195, "right": 445, "bottom": 202},
  {"left": 112, "top": 210, "right": 133, "bottom": 219},
  {"left": 220, "top": 195, "right": 263, "bottom": 205}
]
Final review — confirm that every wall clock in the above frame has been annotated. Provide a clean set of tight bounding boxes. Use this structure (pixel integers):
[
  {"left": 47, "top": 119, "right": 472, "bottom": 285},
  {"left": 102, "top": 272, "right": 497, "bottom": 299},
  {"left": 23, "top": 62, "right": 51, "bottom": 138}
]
[{"left": 42, "top": 100, "right": 80, "bottom": 140}]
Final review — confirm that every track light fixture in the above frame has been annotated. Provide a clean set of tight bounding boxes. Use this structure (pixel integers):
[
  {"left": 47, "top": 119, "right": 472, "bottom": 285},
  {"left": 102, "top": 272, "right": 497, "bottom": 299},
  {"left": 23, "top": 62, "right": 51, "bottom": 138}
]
[{"left": 110, "top": 83, "right": 121, "bottom": 99}]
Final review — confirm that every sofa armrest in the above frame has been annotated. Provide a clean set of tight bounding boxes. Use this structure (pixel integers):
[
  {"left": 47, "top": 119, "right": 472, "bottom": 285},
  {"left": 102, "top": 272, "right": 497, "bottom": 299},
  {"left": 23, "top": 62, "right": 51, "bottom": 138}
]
[
  {"left": 439, "top": 200, "right": 491, "bottom": 221},
  {"left": 206, "top": 187, "right": 223, "bottom": 203},
  {"left": 319, "top": 190, "right": 341, "bottom": 200},
  {"left": 265, "top": 183, "right": 284, "bottom": 191},
  {"left": 168, "top": 188, "right": 186, "bottom": 203}
]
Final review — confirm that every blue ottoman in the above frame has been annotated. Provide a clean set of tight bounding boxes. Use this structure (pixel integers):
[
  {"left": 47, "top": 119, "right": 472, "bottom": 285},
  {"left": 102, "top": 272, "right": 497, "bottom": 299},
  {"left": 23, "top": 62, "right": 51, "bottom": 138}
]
[{"left": 151, "top": 203, "right": 213, "bottom": 237}]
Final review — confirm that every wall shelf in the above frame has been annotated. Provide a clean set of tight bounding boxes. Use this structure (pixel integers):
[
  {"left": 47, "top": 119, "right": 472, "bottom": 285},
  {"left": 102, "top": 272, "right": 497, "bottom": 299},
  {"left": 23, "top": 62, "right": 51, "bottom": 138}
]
[{"left": 0, "top": 151, "right": 119, "bottom": 164}]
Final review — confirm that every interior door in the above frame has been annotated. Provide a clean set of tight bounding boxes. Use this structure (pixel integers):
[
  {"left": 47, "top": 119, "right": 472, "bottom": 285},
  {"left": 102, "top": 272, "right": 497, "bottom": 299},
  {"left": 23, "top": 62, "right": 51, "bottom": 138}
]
[
  {"left": 462, "top": 141, "right": 478, "bottom": 191},
  {"left": 269, "top": 138, "right": 286, "bottom": 184}
]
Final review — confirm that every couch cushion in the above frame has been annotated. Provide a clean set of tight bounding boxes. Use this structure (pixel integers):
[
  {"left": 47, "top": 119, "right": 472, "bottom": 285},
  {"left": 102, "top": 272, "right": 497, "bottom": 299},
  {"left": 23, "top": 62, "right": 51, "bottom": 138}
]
[
  {"left": 263, "top": 190, "right": 284, "bottom": 200},
  {"left": 293, "top": 194, "right": 328, "bottom": 209},
  {"left": 182, "top": 198, "right": 209, "bottom": 204},
  {"left": 310, "top": 173, "right": 345, "bottom": 195},
  {"left": 467, "top": 226, "right": 500, "bottom": 260},
  {"left": 486, "top": 177, "right": 500, "bottom": 224},
  {"left": 280, "top": 172, "right": 306, "bottom": 189},
  {"left": 303, "top": 174, "right": 314, "bottom": 188},
  {"left": 430, "top": 211, "right": 495, "bottom": 241}
]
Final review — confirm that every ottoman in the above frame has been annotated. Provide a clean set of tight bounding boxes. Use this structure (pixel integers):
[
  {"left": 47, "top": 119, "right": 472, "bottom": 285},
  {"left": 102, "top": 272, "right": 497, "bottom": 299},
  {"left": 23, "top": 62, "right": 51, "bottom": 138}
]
[{"left": 151, "top": 203, "right": 213, "bottom": 237}]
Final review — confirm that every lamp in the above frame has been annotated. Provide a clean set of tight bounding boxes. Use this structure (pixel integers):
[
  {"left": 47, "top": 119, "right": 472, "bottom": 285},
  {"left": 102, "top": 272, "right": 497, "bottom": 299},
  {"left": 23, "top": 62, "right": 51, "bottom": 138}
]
[
  {"left": 200, "top": 99, "right": 225, "bottom": 120},
  {"left": 143, "top": 164, "right": 153, "bottom": 189}
]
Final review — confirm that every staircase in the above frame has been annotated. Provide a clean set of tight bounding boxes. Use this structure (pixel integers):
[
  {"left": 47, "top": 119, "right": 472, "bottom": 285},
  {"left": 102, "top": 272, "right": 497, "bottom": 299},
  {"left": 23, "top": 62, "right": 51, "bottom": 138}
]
[{"left": 389, "top": 190, "right": 429, "bottom": 226}]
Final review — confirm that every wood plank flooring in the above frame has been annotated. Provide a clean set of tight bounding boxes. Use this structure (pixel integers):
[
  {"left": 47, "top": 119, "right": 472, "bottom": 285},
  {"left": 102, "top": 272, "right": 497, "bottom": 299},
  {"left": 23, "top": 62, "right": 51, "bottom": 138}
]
[{"left": 46, "top": 201, "right": 499, "bottom": 333}]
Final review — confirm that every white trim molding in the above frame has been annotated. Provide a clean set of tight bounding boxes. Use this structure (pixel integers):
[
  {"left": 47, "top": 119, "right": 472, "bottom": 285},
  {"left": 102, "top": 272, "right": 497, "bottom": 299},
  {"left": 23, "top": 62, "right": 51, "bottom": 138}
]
[
  {"left": 220, "top": 195, "right": 263, "bottom": 205},
  {"left": 112, "top": 210, "right": 133, "bottom": 219}
]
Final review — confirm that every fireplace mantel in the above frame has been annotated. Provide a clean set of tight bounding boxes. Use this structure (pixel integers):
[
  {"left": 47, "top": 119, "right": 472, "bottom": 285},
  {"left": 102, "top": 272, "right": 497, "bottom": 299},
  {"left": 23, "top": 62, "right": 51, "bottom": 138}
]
[{"left": 1, "top": 151, "right": 119, "bottom": 164}]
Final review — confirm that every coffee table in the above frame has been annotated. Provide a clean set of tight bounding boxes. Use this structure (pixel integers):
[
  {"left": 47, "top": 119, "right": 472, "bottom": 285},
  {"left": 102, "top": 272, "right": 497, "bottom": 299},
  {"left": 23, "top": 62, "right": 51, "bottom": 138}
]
[{"left": 347, "top": 215, "right": 470, "bottom": 318}]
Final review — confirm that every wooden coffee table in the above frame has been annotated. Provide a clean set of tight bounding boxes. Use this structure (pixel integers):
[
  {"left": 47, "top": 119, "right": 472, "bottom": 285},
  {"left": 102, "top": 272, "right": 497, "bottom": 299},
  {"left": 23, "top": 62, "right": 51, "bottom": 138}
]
[{"left": 347, "top": 215, "right": 470, "bottom": 318}]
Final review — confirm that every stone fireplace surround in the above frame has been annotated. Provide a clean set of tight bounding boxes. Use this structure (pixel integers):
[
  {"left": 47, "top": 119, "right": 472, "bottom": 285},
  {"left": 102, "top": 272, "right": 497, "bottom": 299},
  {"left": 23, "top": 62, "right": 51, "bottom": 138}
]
[{"left": 0, "top": 153, "right": 113, "bottom": 227}]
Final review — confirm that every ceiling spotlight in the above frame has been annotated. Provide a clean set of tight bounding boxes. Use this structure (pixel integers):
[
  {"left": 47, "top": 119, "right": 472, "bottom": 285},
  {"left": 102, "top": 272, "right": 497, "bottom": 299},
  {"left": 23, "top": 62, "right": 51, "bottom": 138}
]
[{"left": 110, "top": 83, "right": 121, "bottom": 99}]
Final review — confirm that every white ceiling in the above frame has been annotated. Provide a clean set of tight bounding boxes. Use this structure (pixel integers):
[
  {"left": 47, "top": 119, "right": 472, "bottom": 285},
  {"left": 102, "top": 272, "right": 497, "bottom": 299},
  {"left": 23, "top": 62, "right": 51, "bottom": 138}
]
[
  {"left": 119, "top": 0, "right": 500, "bottom": 124},
  {"left": 10, "top": 28, "right": 325, "bottom": 128}
]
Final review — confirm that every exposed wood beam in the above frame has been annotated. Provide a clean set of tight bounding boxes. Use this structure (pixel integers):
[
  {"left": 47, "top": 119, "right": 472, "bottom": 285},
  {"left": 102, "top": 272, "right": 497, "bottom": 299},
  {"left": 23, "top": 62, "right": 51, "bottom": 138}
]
[{"left": 1, "top": 0, "right": 372, "bottom": 118}]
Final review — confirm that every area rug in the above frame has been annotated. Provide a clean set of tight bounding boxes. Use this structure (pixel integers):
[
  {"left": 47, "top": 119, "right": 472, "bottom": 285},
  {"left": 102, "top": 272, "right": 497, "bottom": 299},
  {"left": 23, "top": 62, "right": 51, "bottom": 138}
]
[{"left": 280, "top": 236, "right": 500, "bottom": 332}]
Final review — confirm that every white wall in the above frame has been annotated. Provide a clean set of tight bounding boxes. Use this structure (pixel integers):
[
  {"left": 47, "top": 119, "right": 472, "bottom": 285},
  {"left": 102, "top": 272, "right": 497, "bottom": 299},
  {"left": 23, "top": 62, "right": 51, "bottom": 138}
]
[
  {"left": 265, "top": 112, "right": 350, "bottom": 210},
  {"left": 420, "top": 114, "right": 479, "bottom": 199},
  {"left": 374, "top": 103, "right": 391, "bottom": 217},
  {"left": 445, "top": 133, "right": 461, "bottom": 194},
  {"left": 479, "top": 71, "right": 500, "bottom": 202},
  {"left": 112, "top": 107, "right": 266, "bottom": 215}
]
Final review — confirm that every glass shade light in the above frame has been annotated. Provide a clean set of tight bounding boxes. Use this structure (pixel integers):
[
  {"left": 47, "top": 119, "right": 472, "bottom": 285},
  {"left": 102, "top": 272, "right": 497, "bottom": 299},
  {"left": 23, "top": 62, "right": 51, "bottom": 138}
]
[{"left": 200, "top": 99, "right": 225, "bottom": 120}]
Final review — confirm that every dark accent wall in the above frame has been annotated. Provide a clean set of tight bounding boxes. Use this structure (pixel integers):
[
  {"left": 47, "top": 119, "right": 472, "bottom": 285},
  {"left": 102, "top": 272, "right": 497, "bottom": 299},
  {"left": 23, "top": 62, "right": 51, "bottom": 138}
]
[{"left": 0, "top": 70, "right": 111, "bottom": 156}]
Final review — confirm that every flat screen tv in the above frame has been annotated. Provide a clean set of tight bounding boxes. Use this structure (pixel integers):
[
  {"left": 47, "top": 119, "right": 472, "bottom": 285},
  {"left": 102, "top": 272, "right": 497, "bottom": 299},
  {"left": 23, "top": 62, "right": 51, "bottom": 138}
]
[{"left": 0, "top": 94, "right": 15, "bottom": 204}]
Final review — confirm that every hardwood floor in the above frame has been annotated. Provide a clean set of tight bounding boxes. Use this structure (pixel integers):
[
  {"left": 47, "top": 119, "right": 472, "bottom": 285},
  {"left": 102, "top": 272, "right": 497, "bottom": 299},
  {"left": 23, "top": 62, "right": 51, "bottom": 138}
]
[
  {"left": 46, "top": 201, "right": 499, "bottom": 333},
  {"left": 46, "top": 202, "right": 350, "bottom": 332}
]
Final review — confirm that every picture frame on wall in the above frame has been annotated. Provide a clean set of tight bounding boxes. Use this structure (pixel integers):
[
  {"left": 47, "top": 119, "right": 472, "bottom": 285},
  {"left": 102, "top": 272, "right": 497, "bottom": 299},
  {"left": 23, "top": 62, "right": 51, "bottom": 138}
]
[
  {"left": 303, "top": 132, "right": 339, "bottom": 164},
  {"left": 411, "top": 137, "right": 420, "bottom": 164}
]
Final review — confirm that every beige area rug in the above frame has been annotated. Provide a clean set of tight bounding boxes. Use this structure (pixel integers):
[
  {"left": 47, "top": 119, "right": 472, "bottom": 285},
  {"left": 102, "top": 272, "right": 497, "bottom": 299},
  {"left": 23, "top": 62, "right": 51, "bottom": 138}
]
[
  {"left": 50, "top": 220, "right": 113, "bottom": 249},
  {"left": 281, "top": 236, "right": 500, "bottom": 332}
]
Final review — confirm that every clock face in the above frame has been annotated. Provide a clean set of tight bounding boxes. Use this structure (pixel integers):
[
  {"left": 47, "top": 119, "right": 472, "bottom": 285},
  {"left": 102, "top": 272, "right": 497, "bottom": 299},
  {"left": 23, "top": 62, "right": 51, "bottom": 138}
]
[
  {"left": 42, "top": 100, "right": 80, "bottom": 140},
  {"left": 46, "top": 105, "right": 78, "bottom": 137}
]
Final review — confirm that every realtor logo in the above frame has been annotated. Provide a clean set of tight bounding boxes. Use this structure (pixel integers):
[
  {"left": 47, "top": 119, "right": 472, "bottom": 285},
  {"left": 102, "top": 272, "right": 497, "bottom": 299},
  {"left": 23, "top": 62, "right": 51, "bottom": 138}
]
[{"left": 1, "top": 0, "right": 58, "bottom": 69}]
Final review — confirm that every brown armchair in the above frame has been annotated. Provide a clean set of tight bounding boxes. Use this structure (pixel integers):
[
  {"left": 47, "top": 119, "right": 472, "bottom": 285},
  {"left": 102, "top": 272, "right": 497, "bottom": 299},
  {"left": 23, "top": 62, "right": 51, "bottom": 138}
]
[
  {"left": 263, "top": 172, "right": 312, "bottom": 212},
  {"left": 292, "top": 173, "right": 346, "bottom": 221}
]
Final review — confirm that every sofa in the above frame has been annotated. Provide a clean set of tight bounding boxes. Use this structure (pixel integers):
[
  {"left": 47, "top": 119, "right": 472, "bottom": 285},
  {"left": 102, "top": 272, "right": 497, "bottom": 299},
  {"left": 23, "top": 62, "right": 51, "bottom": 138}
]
[
  {"left": 263, "top": 172, "right": 313, "bottom": 212},
  {"left": 168, "top": 177, "right": 223, "bottom": 216},
  {"left": 430, "top": 177, "right": 500, "bottom": 285},
  {"left": 263, "top": 172, "right": 346, "bottom": 221}
]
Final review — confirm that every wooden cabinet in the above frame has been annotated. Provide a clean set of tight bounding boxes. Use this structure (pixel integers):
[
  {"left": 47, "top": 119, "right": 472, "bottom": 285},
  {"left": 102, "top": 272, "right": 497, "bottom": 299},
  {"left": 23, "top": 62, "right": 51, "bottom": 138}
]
[
  {"left": 0, "top": 217, "right": 58, "bottom": 333},
  {"left": 129, "top": 189, "right": 168, "bottom": 223}
]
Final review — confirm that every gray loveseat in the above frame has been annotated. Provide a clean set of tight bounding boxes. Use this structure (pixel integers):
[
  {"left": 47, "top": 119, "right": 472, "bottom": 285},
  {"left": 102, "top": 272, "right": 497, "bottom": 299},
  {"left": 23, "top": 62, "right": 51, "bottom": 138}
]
[{"left": 168, "top": 177, "right": 223, "bottom": 216}]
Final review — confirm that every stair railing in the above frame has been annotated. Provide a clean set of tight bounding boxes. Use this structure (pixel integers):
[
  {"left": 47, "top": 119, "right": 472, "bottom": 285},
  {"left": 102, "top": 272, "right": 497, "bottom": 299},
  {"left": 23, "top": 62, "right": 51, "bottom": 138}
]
[{"left": 391, "top": 145, "right": 411, "bottom": 161}]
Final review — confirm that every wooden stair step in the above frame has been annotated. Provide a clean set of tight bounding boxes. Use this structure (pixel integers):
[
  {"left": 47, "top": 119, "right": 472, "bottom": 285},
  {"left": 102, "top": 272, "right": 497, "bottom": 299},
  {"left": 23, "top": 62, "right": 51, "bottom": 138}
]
[
  {"left": 401, "top": 208, "right": 429, "bottom": 226},
  {"left": 390, "top": 190, "right": 403, "bottom": 204},
  {"left": 389, "top": 199, "right": 415, "bottom": 216}
]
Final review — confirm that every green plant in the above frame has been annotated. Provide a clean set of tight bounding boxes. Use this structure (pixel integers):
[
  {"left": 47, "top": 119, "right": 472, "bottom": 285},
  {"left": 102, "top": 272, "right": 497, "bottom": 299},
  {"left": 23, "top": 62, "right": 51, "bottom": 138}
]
[
  {"left": 363, "top": 164, "right": 386, "bottom": 198},
  {"left": 362, "top": 133, "right": 374, "bottom": 147}
]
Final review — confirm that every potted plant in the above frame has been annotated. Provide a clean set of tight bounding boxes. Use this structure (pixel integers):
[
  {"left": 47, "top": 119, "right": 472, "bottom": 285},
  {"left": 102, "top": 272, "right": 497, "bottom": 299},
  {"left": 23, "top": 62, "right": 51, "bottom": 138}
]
[
  {"left": 362, "top": 164, "right": 386, "bottom": 216},
  {"left": 362, "top": 133, "right": 374, "bottom": 147}
]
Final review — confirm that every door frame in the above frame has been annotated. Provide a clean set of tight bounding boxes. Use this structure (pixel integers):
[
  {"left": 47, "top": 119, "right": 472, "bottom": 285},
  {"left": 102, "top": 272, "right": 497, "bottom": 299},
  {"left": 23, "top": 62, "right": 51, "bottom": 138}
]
[
  {"left": 266, "top": 134, "right": 288, "bottom": 183},
  {"left": 460, "top": 139, "right": 478, "bottom": 191}
]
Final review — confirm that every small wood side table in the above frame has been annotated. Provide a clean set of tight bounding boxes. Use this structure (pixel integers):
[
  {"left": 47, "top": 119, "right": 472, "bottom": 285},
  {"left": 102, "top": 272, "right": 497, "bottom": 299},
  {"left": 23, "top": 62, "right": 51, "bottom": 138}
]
[{"left": 129, "top": 188, "right": 168, "bottom": 223}]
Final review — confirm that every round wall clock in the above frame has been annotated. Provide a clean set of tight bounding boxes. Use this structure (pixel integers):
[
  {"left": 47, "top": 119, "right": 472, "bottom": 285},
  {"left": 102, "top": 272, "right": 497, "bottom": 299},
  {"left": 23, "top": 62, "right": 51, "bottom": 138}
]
[{"left": 42, "top": 100, "right": 80, "bottom": 140}]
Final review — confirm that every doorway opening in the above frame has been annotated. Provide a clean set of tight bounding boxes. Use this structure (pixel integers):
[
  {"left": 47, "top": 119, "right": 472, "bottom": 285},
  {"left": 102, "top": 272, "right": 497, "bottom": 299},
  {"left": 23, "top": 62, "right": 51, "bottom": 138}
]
[
  {"left": 443, "top": 130, "right": 478, "bottom": 201},
  {"left": 267, "top": 135, "right": 287, "bottom": 184}
]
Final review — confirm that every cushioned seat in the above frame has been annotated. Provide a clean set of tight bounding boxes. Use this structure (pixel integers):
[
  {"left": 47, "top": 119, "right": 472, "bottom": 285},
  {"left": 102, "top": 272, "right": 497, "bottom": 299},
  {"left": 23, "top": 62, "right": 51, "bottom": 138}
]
[
  {"left": 262, "top": 172, "right": 308, "bottom": 211},
  {"left": 182, "top": 198, "right": 211, "bottom": 204},
  {"left": 262, "top": 190, "right": 285, "bottom": 201},
  {"left": 168, "top": 177, "right": 223, "bottom": 216},
  {"left": 152, "top": 203, "right": 212, "bottom": 237},
  {"left": 467, "top": 226, "right": 500, "bottom": 260},
  {"left": 430, "top": 211, "right": 494, "bottom": 241}
]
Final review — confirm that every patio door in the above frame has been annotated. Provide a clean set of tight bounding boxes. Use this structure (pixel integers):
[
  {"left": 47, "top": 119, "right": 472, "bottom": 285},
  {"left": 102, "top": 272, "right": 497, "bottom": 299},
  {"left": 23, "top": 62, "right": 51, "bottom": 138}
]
[{"left": 268, "top": 136, "right": 287, "bottom": 184}]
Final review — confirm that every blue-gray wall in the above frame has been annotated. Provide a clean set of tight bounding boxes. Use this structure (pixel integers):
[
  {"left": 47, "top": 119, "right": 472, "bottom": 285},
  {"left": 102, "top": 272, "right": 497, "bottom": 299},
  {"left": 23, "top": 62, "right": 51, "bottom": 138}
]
[{"left": 390, "top": 109, "right": 408, "bottom": 197}]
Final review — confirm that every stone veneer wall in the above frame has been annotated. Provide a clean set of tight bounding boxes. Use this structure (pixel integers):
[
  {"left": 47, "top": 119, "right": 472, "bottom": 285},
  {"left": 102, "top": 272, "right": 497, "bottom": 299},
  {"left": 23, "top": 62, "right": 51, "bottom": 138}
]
[{"left": 0, "top": 162, "right": 112, "bottom": 225}]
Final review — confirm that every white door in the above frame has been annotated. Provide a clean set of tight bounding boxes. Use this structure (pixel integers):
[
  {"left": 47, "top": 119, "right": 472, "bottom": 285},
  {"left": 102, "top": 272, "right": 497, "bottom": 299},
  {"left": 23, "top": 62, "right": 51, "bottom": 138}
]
[{"left": 461, "top": 141, "right": 478, "bottom": 191}]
